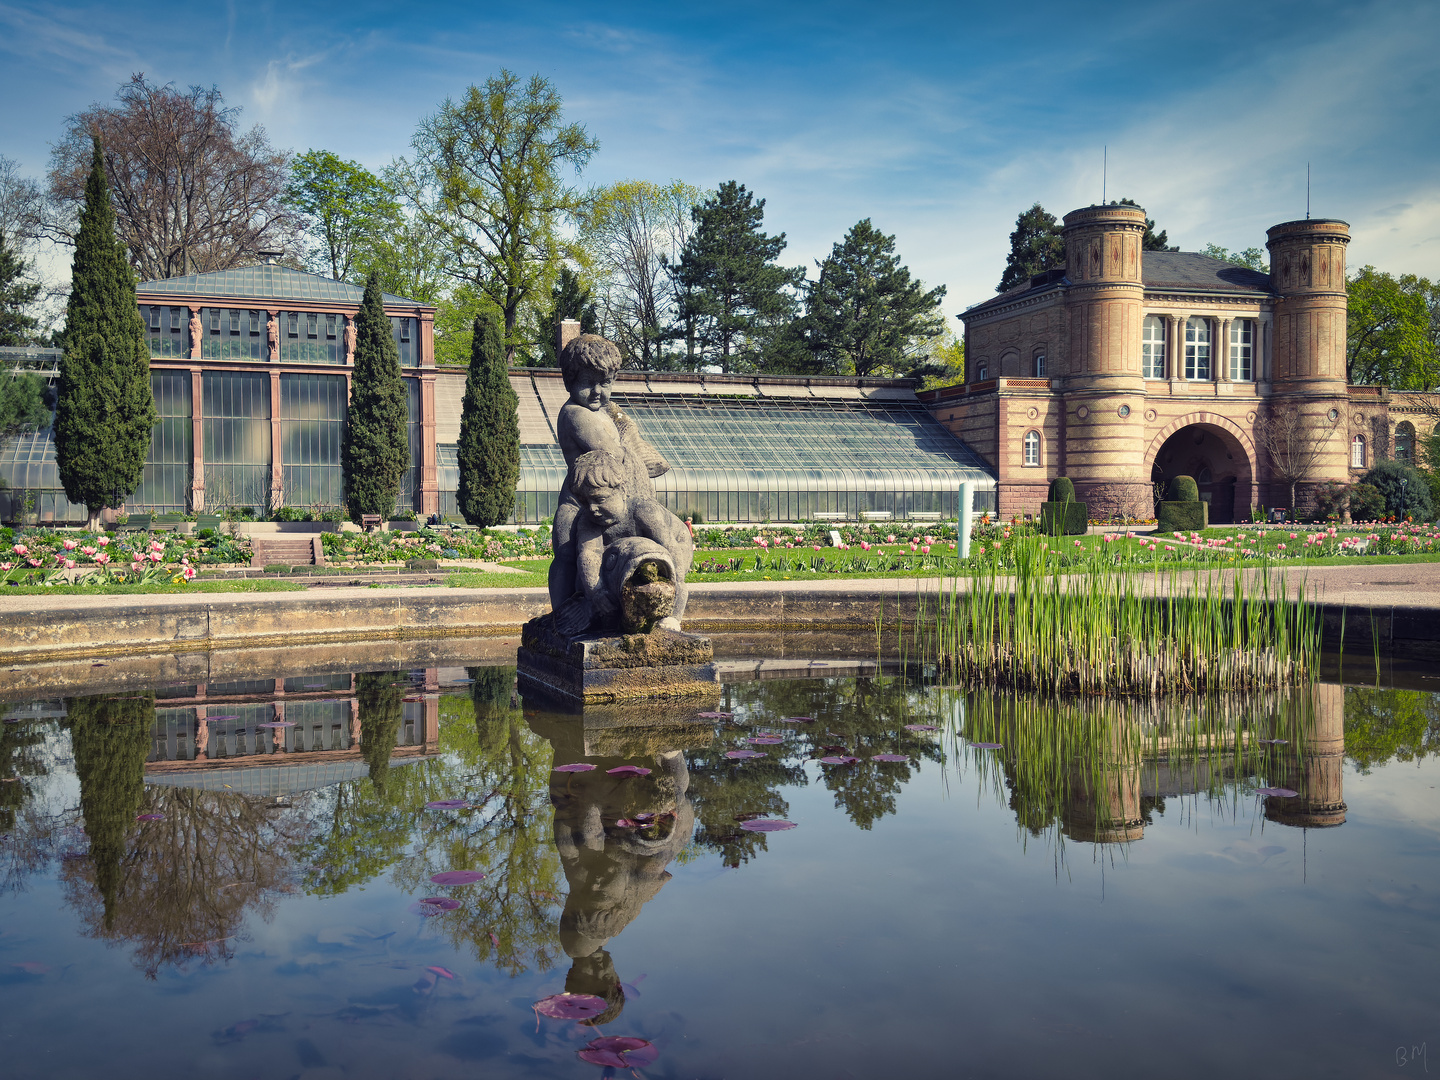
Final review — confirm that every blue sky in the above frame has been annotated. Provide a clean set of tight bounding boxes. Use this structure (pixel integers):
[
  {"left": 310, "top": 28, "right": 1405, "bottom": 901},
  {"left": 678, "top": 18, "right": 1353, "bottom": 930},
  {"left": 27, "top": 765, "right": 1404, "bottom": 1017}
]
[{"left": 2, "top": 0, "right": 1437, "bottom": 316}]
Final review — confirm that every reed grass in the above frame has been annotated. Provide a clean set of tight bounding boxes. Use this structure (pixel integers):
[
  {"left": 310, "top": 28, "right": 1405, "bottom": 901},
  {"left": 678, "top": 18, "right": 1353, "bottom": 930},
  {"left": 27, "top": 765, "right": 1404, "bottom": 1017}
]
[{"left": 914, "top": 537, "right": 1322, "bottom": 695}]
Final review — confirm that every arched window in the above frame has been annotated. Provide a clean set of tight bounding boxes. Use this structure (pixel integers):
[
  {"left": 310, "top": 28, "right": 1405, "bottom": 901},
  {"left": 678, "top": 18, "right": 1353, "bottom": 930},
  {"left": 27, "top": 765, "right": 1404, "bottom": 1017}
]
[
  {"left": 1022, "top": 430, "right": 1041, "bottom": 467},
  {"left": 1142, "top": 316, "right": 1166, "bottom": 379},
  {"left": 1184, "top": 318, "right": 1211, "bottom": 380},
  {"left": 1033, "top": 350, "right": 1046, "bottom": 377},
  {"left": 1395, "top": 421, "right": 1415, "bottom": 462},
  {"left": 1351, "top": 434, "right": 1366, "bottom": 469}
]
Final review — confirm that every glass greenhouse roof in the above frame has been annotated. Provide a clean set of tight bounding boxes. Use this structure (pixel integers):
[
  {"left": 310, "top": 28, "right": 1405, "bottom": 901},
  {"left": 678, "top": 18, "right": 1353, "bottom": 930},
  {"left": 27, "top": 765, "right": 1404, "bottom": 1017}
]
[{"left": 136, "top": 265, "right": 420, "bottom": 307}]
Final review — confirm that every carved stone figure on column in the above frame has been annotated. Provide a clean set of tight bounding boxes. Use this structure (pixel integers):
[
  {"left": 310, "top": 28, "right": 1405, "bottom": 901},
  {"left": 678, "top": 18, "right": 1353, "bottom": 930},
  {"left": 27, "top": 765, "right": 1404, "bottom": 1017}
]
[
  {"left": 344, "top": 318, "right": 357, "bottom": 364},
  {"left": 266, "top": 312, "right": 279, "bottom": 360},
  {"left": 188, "top": 308, "right": 202, "bottom": 359}
]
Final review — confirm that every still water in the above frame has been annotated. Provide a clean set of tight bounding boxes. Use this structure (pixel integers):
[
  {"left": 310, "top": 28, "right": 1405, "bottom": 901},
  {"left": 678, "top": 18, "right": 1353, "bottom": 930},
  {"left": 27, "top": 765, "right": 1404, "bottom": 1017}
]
[{"left": 0, "top": 668, "right": 1436, "bottom": 1079}]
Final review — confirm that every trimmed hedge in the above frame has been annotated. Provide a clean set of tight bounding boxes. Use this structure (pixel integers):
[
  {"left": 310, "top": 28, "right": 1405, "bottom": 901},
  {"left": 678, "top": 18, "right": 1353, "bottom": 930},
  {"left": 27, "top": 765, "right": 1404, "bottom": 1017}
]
[
  {"left": 1167, "top": 475, "right": 1200, "bottom": 502},
  {"left": 1156, "top": 500, "right": 1208, "bottom": 533},
  {"left": 1048, "top": 476, "right": 1076, "bottom": 502},
  {"left": 1040, "top": 501, "right": 1089, "bottom": 535}
]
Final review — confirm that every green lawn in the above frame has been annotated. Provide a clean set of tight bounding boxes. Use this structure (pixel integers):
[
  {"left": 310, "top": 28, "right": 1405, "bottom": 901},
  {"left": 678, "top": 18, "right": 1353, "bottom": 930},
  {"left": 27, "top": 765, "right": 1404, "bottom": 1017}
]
[{"left": 0, "top": 579, "right": 307, "bottom": 596}]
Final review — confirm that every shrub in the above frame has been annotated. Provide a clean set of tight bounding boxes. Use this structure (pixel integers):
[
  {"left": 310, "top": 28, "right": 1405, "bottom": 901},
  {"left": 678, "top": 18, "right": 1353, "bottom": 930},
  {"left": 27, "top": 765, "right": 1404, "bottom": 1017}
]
[
  {"left": 1313, "top": 481, "right": 1351, "bottom": 522},
  {"left": 1040, "top": 501, "right": 1087, "bottom": 535},
  {"left": 1048, "top": 476, "right": 1075, "bottom": 502},
  {"left": 1167, "top": 475, "right": 1199, "bottom": 503},
  {"left": 1361, "top": 461, "right": 1435, "bottom": 521},
  {"left": 1348, "top": 484, "right": 1386, "bottom": 522},
  {"left": 1156, "top": 500, "right": 1208, "bottom": 532}
]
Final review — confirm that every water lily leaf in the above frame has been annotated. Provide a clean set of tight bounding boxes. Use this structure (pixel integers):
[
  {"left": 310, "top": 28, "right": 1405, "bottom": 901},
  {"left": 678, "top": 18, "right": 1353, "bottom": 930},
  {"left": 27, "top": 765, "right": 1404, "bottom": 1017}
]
[
  {"left": 578, "top": 1036, "right": 659, "bottom": 1069},
  {"left": 968, "top": 742, "right": 1003, "bottom": 750},
  {"left": 870, "top": 754, "right": 908, "bottom": 762},
  {"left": 733, "top": 812, "right": 763, "bottom": 822},
  {"left": 135, "top": 813, "right": 164, "bottom": 822},
  {"left": 818, "top": 755, "right": 860, "bottom": 765},
  {"left": 410, "top": 898, "right": 460, "bottom": 916},
  {"left": 786, "top": 716, "right": 815, "bottom": 723},
  {"left": 632, "top": 813, "right": 656, "bottom": 824},
  {"left": 606, "top": 765, "right": 652, "bottom": 777},
  {"left": 903, "top": 723, "right": 938, "bottom": 732},
  {"left": 1256, "top": 787, "right": 1299, "bottom": 798},
  {"left": 725, "top": 749, "right": 766, "bottom": 760},
  {"left": 747, "top": 735, "right": 783, "bottom": 745},
  {"left": 740, "top": 819, "right": 797, "bottom": 832},
  {"left": 430, "top": 870, "right": 485, "bottom": 886},
  {"left": 425, "top": 799, "right": 470, "bottom": 810},
  {"left": 553, "top": 763, "right": 596, "bottom": 773},
  {"left": 614, "top": 818, "right": 639, "bottom": 828},
  {"left": 533, "top": 992, "right": 608, "bottom": 1020}
]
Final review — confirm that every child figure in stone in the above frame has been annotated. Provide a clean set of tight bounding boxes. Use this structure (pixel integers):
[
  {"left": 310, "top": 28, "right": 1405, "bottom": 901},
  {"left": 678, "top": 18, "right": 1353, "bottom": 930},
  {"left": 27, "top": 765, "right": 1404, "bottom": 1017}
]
[
  {"left": 553, "top": 451, "right": 692, "bottom": 637},
  {"left": 550, "top": 336, "right": 669, "bottom": 622}
]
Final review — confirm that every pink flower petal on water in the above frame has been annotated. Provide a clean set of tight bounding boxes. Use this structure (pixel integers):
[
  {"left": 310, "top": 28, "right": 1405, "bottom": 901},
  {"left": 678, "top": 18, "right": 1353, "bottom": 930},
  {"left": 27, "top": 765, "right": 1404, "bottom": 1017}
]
[
  {"left": 614, "top": 818, "right": 638, "bottom": 828},
  {"left": 533, "top": 993, "right": 608, "bottom": 1020},
  {"left": 726, "top": 749, "right": 766, "bottom": 759},
  {"left": 739, "top": 819, "right": 796, "bottom": 832},
  {"left": 903, "top": 723, "right": 938, "bottom": 732},
  {"left": 1256, "top": 787, "right": 1299, "bottom": 798},
  {"left": 870, "top": 754, "right": 908, "bottom": 762},
  {"left": 968, "top": 742, "right": 1003, "bottom": 750},
  {"left": 430, "top": 870, "right": 486, "bottom": 886},
  {"left": 817, "top": 755, "right": 860, "bottom": 765},
  {"left": 425, "top": 799, "right": 470, "bottom": 810},
  {"left": 135, "top": 813, "right": 164, "bottom": 821},
  {"left": 426, "top": 965, "right": 456, "bottom": 979},
  {"left": 489, "top": 932, "right": 499, "bottom": 948},
  {"left": 606, "top": 765, "right": 651, "bottom": 777},
  {"left": 632, "top": 813, "right": 655, "bottom": 824},
  {"left": 579, "top": 1036, "right": 659, "bottom": 1069},
  {"left": 553, "top": 762, "right": 596, "bottom": 773},
  {"left": 747, "top": 735, "right": 783, "bottom": 745}
]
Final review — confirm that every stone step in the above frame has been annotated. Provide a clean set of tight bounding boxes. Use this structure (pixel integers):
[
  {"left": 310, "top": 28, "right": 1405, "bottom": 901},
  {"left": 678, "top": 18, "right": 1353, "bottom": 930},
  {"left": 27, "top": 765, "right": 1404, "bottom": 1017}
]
[{"left": 250, "top": 536, "right": 323, "bottom": 568}]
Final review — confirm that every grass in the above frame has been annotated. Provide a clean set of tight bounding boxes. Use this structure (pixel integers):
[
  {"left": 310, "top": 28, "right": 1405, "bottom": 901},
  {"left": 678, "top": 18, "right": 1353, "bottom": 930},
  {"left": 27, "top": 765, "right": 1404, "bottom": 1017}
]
[{"left": 0, "top": 579, "right": 307, "bottom": 596}]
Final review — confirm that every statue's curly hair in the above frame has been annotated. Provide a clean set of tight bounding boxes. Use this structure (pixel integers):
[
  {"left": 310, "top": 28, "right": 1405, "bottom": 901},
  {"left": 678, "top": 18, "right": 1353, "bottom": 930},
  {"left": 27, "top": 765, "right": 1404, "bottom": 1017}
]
[
  {"left": 558, "top": 334, "right": 622, "bottom": 388},
  {"left": 570, "top": 451, "right": 628, "bottom": 498}
]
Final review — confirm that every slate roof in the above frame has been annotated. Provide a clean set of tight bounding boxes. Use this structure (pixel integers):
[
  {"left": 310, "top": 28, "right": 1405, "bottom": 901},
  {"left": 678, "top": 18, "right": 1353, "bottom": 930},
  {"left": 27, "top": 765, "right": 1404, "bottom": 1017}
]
[
  {"left": 136, "top": 264, "right": 425, "bottom": 308},
  {"left": 963, "top": 251, "right": 1274, "bottom": 319}
]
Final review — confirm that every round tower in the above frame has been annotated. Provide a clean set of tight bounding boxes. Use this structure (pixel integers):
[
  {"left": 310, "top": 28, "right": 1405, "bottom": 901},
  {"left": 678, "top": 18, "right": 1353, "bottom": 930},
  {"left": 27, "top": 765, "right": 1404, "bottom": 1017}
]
[
  {"left": 1060, "top": 204, "right": 1150, "bottom": 517},
  {"left": 1265, "top": 219, "right": 1351, "bottom": 510}
]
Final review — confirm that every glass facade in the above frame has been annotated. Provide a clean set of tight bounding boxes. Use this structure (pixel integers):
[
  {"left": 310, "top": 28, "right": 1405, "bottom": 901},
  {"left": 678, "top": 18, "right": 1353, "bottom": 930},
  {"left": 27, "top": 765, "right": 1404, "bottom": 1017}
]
[
  {"left": 203, "top": 371, "right": 271, "bottom": 512},
  {"left": 392, "top": 316, "right": 417, "bottom": 367},
  {"left": 438, "top": 444, "right": 460, "bottom": 519},
  {"left": 506, "top": 394, "right": 995, "bottom": 525},
  {"left": 129, "top": 372, "right": 193, "bottom": 513},
  {"left": 396, "top": 377, "right": 422, "bottom": 514},
  {"left": 282, "top": 311, "right": 346, "bottom": 365},
  {"left": 143, "top": 304, "right": 190, "bottom": 358},
  {"left": 281, "top": 373, "right": 346, "bottom": 509},
  {"left": 203, "top": 307, "right": 266, "bottom": 361}
]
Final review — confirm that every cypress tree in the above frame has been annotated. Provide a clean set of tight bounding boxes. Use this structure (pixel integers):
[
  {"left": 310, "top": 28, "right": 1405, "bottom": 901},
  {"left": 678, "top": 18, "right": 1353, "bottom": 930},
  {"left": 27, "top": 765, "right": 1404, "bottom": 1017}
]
[
  {"left": 54, "top": 135, "right": 155, "bottom": 531},
  {"left": 456, "top": 307, "right": 520, "bottom": 527},
  {"left": 356, "top": 673, "right": 404, "bottom": 795},
  {"left": 342, "top": 274, "right": 410, "bottom": 523}
]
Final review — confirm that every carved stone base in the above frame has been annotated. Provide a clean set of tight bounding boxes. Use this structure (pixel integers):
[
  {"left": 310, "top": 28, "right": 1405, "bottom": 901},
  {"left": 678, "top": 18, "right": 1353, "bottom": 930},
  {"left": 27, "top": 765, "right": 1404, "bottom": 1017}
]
[{"left": 517, "top": 614, "right": 720, "bottom": 705}]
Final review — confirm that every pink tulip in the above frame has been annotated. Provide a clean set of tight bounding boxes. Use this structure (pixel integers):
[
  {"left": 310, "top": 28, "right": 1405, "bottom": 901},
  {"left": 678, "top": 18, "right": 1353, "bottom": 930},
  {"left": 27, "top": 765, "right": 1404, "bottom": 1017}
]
[
  {"left": 886, "top": 534, "right": 896, "bottom": 543},
  {"left": 182, "top": 565, "right": 196, "bottom": 581},
  {"left": 63, "top": 539, "right": 77, "bottom": 550},
  {"left": 921, "top": 545, "right": 930, "bottom": 554},
  {"left": 26, "top": 558, "right": 40, "bottom": 567},
  {"left": 95, "top": 553, "right": 110, "bottom": 565},
  {"left": 0, "top": 562, "right": 10, "bottom": 571},
  {"left": 64, "top": 559, "right": 76, "bottom": 569},
  {"left": 1073, "top": 540, "right": 1082, "bottom": 548},
  {"left": 97, "top": 536, "right": 109, "bottom": 546},
  {"left": 81, "top": 546, "right": 96, "bottom": 556},
  {"left": 12, "top": 545, "right": 27, "bottom": 556},
  {"left": 1277, "top": 543, "right": 1286, "bottom": 550},
  {"left": 813, "top": 544, "right": 821, "bottom": 551},
  {"left": 149, "top": 551, "right": 163, "bottom": 563}
]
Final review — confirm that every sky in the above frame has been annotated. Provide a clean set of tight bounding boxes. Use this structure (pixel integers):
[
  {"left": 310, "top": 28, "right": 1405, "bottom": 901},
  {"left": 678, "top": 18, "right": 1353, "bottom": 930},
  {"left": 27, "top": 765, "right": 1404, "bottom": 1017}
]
[{"left": 2, "top": 0, "right": 1438, "bottom": 319}]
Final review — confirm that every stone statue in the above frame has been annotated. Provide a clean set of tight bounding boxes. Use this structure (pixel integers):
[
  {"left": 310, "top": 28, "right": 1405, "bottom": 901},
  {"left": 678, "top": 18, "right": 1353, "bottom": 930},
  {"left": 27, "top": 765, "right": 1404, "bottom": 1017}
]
[
  {"left": 188, "top": 309, "right": 202, "bottom": 358},
  {"left": 266, "top": 313, "right": 279, "bottom": 360},
  {"left": 344, "top": 319, "right": 357, "bottom": 363}
]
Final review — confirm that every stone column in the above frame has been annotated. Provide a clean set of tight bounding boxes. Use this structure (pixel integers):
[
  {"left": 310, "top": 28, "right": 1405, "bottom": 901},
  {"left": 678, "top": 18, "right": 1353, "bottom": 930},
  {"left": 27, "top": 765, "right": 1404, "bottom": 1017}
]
[
  {"left": 420, "top": 373, "right": 439, "bottom": 517},
  {"left": 190, "top": 368, "right": 205, "bottom": 512},
  {"left": 1168, "top": 315, "right": 1183, "bottom": 384},
  {"left": 1218, "top": 317, "right": 1232, "bottom": 382},
  {"left": 269, "top": 370, "right": 284, "bottom": 512}
]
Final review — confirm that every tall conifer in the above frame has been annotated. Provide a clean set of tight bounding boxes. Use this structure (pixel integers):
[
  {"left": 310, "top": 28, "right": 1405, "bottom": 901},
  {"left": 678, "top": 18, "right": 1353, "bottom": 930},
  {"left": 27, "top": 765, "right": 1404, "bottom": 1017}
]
[
  {"left": 342, "top": 274, "right": 409, "bottom": 523},
  {"left": 996, "top": 203, "right": 1065, "bottom": 293},
  {"left": 456, "top": 307, "right": 520, "bottom": 526},
  {"left": 54, "top": 135, "right": 155, "bottom": 530}
]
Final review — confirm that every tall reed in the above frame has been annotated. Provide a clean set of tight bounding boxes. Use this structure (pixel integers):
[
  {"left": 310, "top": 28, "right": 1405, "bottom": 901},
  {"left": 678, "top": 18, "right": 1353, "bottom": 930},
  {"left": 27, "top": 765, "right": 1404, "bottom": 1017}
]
[{"left": 915, "top": 538, "right": 1322, "bottom": 695}]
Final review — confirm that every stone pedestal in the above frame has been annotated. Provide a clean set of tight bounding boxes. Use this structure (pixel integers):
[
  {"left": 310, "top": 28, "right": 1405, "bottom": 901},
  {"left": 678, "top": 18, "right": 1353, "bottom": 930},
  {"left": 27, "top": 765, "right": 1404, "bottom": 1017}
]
[{"left": 517, "top": 614, "right": 720, "bottom": 705}]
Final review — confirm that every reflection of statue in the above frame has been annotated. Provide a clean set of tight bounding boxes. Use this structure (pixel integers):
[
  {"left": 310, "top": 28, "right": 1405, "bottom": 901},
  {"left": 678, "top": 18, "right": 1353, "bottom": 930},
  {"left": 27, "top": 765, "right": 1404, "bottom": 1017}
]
[
  {"left": 344, "top": 319, "right": 357, "bottom": 363},
  {"left": 266, "top": 313, "right": 279, "bottom": 359},
  {"left": 188, "top": 308, "right": 202, "bottom": 358}
]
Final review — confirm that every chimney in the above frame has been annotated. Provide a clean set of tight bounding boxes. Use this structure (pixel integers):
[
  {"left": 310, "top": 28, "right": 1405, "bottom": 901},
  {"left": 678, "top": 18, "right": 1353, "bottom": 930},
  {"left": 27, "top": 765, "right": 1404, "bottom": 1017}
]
[
  {"left": 257, "top": 249, "right": 283, "bottom": 266},
  {"left": 557, "top": 319, "right": 582, "bottom": 357}
]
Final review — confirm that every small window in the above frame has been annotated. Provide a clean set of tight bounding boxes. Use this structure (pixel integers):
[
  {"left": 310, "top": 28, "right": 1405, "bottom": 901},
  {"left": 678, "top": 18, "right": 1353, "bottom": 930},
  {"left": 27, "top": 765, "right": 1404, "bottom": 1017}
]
[
  {"left": 1034, "top": 352, "right": 1046, "bottom": 377},
  {"left": 229, "top": 310, "right": 241, "bottom": 334},
  {"left": 1395, "top": 421, "right": 1416, "bottom": 462},
  {"left": 399, "top": 317, "right": 411, "bottom": 342},
  {"left": 248, "top": 310, "right": 261, "bottom": 336},
  {"left": 1023, "top": 430, "right": 1041, "bottom": 467},
  {"left": 147, "top": 306, "right": 160, "bottom": 330},
  {"left": 307, "top": 312, "right": 318, "bottom": 338},
  {"left": 169, "top": 306, "right": 183, "bottom": 330},
  {"left": 1142, "top": 315, "right": 1166, "bottom": 379},
  {"left": 976, "top": 364, "right": 988, "bottom": 382},
  {"left": 287, "top": 312, "right": 299, "bottom": 337},
  {"left": 1229, "top": 319, "right": 1254, "bottom": 381},
  {"left": 209, "top": 308, "right": 220, "bottom": 333},
  {"left": 1351, "top": 434, "right": 1366, "bottom": 469},
  {"left": 1184, "top": 318, "right": 1211, "bottom": 380},
  {"left": 326, "top": 314, "right": 338, "bottom": 339}
]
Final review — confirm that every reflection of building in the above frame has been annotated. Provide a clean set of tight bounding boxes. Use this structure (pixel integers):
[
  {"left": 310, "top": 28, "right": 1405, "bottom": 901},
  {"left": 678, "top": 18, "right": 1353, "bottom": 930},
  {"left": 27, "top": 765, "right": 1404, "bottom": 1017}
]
[
  {"left": 1264, "top": 682, "right": 1347, "bottom": 828},
  {"left": 924, "top": 205, "right": 1440, "bottom": 520},
  {"left": 144, "top": 670, "right": 441, "bottom": 792}
]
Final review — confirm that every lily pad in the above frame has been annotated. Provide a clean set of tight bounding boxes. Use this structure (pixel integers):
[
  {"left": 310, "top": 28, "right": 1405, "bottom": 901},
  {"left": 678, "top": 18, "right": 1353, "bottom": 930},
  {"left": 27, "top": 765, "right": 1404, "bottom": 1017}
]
[
  {"left": 411, "top": 897, "right": 461, "bottom": 915},
  {"left": 870, "top": 754, "right": 909, "bottom": 762},
  {"left": 747, "top": 735, "right": 783, "bottom": 745},
  {"left": 725, "top": 749, "right": 766, "bottom": 760},
  {"left": 553, "top": 762, "right": 596, "bottom": 773},
  {"left": 818, "top": 755, "right": 860, "bottom": 765},
  {"left": 786, "top": 716, "right": 815, "bottom": 723},
  {"left": 425, "top": 799, "right": 470, "bottom": 810},
  {"left": 135, "top": 813, "right": 164, "bottom": 821},
  {"left": 533, "top": 993, "right": 608, "bottom": 1020},
  {"left": 903, "top": 723, "right": 938, "bottom": 732},
  {"left": 1256, "top": 787, "right": 1299, "bottom": 798},
  {"left": 606, "top": 765, "right": 652, "bottom": 777},
  {"left": 739, "top": 819, "right": 797, "bottom": 832},
  {"left": 968, "top": 742, "right": 1003, "bottom": 750},
  {"left": 430, "top": 870, "right": 486, "bottom": 886},
  {"left": 578, "top": 1036, "right": 659, "bottom": 1069}
]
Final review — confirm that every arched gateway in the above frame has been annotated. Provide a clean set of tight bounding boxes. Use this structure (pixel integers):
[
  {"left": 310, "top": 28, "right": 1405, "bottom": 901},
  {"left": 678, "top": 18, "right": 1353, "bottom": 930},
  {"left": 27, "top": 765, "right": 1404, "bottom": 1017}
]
[{"left": 1146, "top": 414, "right": 1257, "bottom": 524}]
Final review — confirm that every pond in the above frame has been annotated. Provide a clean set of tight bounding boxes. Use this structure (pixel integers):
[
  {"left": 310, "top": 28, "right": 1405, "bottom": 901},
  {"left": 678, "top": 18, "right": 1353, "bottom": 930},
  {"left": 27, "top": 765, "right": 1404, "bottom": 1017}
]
[{"left": 0, "top": 664, "right": 1436, "bottom": 1079}]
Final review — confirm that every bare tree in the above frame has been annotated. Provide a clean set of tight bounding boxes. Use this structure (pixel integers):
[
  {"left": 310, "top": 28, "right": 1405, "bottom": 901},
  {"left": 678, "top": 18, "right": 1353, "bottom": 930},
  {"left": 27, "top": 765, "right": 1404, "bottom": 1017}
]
[
  {"left": 0, "top": 156, "right": 44, "bottom": 250},
  {"left": 46, "top": 75, "right": 298, "bottom": 280},
  {"left": 1255, "top": 406, "right": 1339, "bottom": 512}
]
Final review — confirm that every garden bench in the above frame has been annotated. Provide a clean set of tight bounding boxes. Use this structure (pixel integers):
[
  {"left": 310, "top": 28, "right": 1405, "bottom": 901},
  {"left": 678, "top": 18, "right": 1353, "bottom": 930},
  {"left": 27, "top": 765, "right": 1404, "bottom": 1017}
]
[
  {"left": 117, "top": 514, "right": 151, "bottom": 532},
  {"left": 360, "top": 514, "right": 383, "bottom": 531},
  {"left": 152, "top": 513, "right": 185, "bottom": 531},
  {"left": 195, "top": 514, "right": 222, "bottom": 532}
]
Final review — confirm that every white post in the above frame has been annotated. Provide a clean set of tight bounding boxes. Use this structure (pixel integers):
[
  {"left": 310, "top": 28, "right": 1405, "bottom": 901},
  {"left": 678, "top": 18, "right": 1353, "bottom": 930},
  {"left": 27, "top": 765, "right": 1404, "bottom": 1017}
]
[{"left": 958, "top": 481, "right": 974, "bottom": 559}]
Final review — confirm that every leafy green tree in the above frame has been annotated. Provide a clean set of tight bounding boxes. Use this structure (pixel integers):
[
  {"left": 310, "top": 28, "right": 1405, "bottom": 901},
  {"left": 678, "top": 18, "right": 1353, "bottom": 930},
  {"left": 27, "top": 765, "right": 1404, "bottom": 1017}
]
[
  {"left": 1344, "top": 688, "right": 1440, "bottom": 772},
  {"left": 522, "top": 266, "right": 598, "bottom": 367},
  {"left": 1199, "top": 243, "right": 1268, "bottom": 272},
  {"left": 920, "top": 326, "right": 966, "bottom": 390},
  {"left": 0, "top": 231, "right": 41, "bottom": 345},
  {"left": 1115, "top": 198, "right": 1177, "bottom": 251},
  {"left": 457, "top": 308, "right": 520, "bottom": 526},
  {"left": 803, "top": 218, "right": 947, "bottom": 378},
  {"left": 669, "top": 181, "right": 804, "bottom": 373},
  {"left": 0, "top": 372, "right": 50, "bottom": 439},
  {"left": 400, "top": 71, "right": 598, "bottom": 361},
  {"left": 1347, "top": 267, "right": 1438, "bottom": 388},
  {"left": 997, "top": 203, "right": 1065, "bottom": 292},
  {"left": 341, "top": 274, "right": 410, "bottom": 522},
  {"left": 284, "top": 150, "right": 400, "bottom": 281},
  {"left": 1361, "top": 460, "right": 1434, "bottom": 521},
  {"left": 54, "top": 136, "right": 155, "bottom": 531},
  {"left": 67, "top": 693, "right": 152, "bottom": 930}
]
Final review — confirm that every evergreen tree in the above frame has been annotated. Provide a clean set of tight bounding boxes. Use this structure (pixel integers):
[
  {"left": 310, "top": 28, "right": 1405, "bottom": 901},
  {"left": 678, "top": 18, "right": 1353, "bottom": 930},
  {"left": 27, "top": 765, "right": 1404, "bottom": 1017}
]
[
  {"left": 669, "top": 181, "right": 804, "bottom": 372},
  {"left": 524, "top": 267, "right": 599, "bottom": 366},
  {"left": 997, "top": 203, "right": 1065, "bottom": 293},
  {"left": 456, "top": 307, "right": 520, "bottom": 526},
  {"left": 0, "top": 231, "right": 41, "bottom": 345},
  {"left": 804, "top": 219, "right": 947, "bottom": 378},
  {"left": 1115, "top": 198, "right": 1177, "bottom": 251},
  {"left": 341, "top": 274, "right": 410, "bottom": 523},
  {"left": 54, "top": 136, "right": 155, "bottom": 531}
]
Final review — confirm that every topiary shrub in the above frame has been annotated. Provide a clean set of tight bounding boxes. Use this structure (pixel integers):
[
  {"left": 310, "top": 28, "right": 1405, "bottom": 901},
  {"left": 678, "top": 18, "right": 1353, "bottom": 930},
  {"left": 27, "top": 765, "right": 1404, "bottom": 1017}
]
[
  {"left": 1167, "top": 475, "right": 1199, "bottom": 502},
  {"left": 1157, "top": 474, "right": 1207, "bottom": 532},
  {"left": 1348, "top": 483, "right": 1386, "bottom": 522},
  {"left": 1040, "top": 476, "right": 1087, "bottom": 535},
  {"left": 1048, "top": 476, "right": 1075, "bottom": 503},
  {"left": 1361, "top": 460, "right": 1435, "bottom": 521}
]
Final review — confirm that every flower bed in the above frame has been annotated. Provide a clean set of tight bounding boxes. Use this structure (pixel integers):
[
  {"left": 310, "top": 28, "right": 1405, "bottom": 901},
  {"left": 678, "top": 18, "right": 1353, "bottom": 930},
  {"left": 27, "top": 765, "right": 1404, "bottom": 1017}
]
[{"left": 0, "top": 525, "right": 236, "bottom": 587}]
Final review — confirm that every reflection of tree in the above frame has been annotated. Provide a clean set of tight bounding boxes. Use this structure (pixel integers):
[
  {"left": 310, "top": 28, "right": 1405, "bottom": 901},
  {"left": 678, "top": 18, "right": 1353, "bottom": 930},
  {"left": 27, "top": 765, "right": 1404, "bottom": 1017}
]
[
  {"left": 0, "top": 716, "right": 66, "bottom": 895},
  {"left": 61, "top": 786, "right": 313, "bottom": 978},
  {"left": 66, "top": 693, "right": 152, "bottom": 927},
  {"left": 358, "top": 672, "right": 405, "bottom": 793},
  {"left": 0, "top": 715, "right": 47, "bottom": 831},
  {"left": 1344, "top": 688, "right": 1440, "bottom": 772}
]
